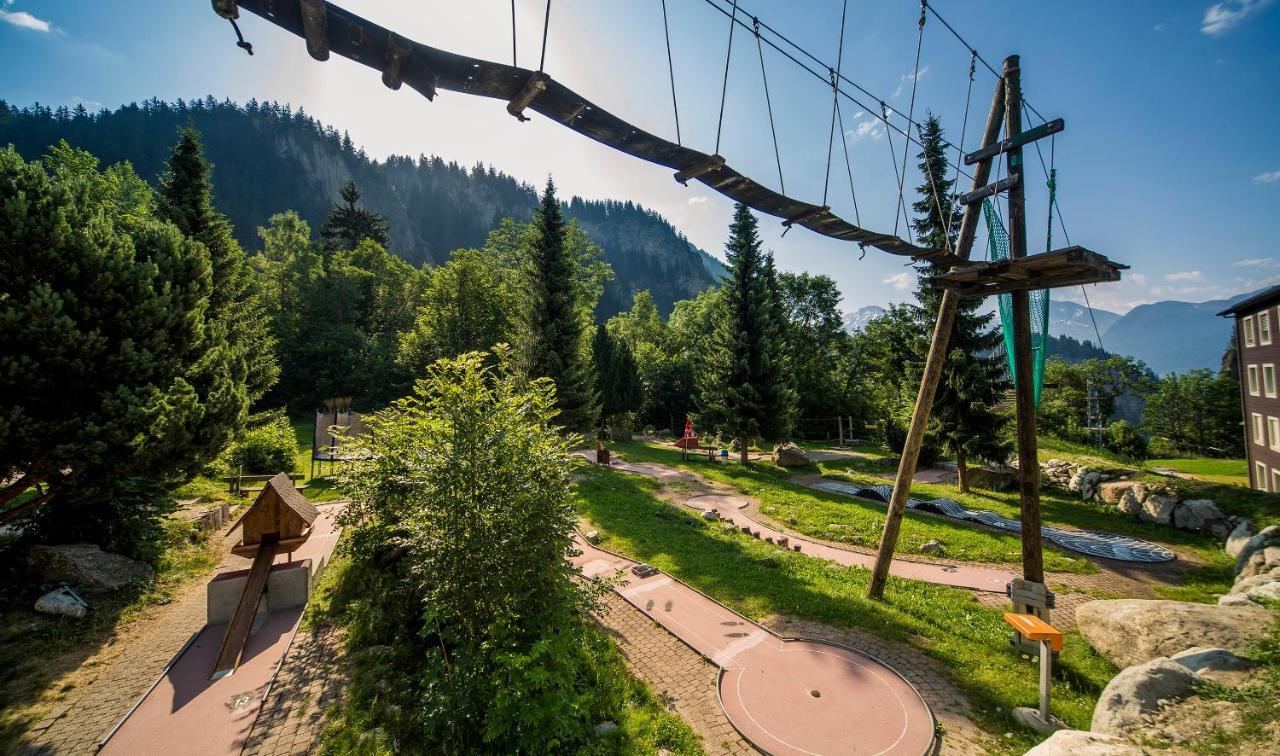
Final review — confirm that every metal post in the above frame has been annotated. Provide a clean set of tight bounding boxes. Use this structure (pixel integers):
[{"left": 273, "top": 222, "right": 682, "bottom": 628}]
[
  {"left": 866, "top": 74, "right": 1007, "bottom": 599},
  {"left": 1038, "top": 638, "right": 1052, "bottom": 723},
  {"left": 1003, "top": 54, "right": 1045, "bottom": 584}
]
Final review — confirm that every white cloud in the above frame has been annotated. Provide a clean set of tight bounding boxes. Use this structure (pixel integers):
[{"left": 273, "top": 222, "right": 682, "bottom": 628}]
[
  {"left": 1153, "top": 22, "right": 1167, "bottom": 32},
  {"left": 883, "top": 272, "right": 912, "bottom": 292},
  {"left": 905, "top": 65, "right": 930, "bottom": 82},
  {"left": 1234, "top": 257, "right": 1278, "bottom": 267},
  {"left": 1253, "top": 170, "right": 1280, "bottom": 184},
  {"left": 686, "top": 196, "right": 708, "bottom": 205},
  {"left": 1166, "top": 270, "right": 1204, "bottom": 281},
  {"left": 847, "top": 120, "right": 883, "bottom": 141},
  {"left": 1202, "top": 0, "right": 1274, "bottom": 36},
  {"left": 0, "top": 8, "right": 53, "bottom": 32}
]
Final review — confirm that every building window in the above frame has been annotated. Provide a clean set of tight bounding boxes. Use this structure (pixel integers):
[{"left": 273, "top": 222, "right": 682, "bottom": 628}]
[
  {"left": 1262, "top": 311, "right": 1274, "bottom": 345},
  {"left": 1257, "top": 461, "right": 1269, "bottom": 492},
  {"left": 1254, "top": 413, "right": 1266, "bottom": 445},
  {"left": 1267, "top": 365, "right": 1278, "bottom": 398},
  {"left": 1249, "top": 364, "right": 1261, "bottom": 396},
  {"left": 1273, "top": 468, "right": 1280, "bottom": 494},
  {"left": 1271, "top": 416, "right": 1280, "bottom": 451},
  {"left": 1245, "top": 315, "right": 1257, "bottom": 347}
]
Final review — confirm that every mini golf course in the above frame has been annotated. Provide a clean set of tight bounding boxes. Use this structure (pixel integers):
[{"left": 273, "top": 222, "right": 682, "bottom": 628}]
[{"left": 572, "top": 535, "right": 937, "bottom": 755}]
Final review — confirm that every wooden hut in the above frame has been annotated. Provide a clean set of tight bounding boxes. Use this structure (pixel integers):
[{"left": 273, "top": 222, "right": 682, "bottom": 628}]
[{"left": 228, "top": 472, "right": 319, "bottom": 557}]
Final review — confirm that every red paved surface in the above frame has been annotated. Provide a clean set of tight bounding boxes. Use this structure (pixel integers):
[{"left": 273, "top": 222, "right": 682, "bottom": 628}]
[
  {"left": 98, "top": 504, "right": 344, "bottom": 756},
  {"left": 686, "top": 494, "right": 1013, "bottom": 593},
  {"left": 573, "top": 538, "right": 937, "bottom": 755}
]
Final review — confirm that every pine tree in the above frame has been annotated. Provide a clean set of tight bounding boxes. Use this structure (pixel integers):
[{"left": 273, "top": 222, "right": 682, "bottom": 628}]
[
  {"left": 525, "top": 178, "right": 599, "bottom": 432},
  {"left": 319, "top": 180, "right": 390, "bottom": 252},
  {"left": 592, "top": 325, "right": 641, "bottom": 429},
  {"left": 910, "top": 113, "right": 1010, "bottom": 490},
  {"left": 701, "top": 203, "right": 792, "bottom": 462},
  {"left": 758, "top": 251, "right": 797, "bottom": 442},
  {"left": 158, "top": 127, "right": 277, "bottom": 461}
]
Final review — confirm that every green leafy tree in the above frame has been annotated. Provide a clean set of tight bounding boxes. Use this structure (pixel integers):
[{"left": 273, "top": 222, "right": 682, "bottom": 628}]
[
  {"left": 778, "top": 271, "right": 857, "bottom": 420},
  {"left": 319, "top": 180, "right": 390, "bottom": 252},
  {"left": 701, "top": 203, "right": 793, "bottom": 460},
  {"left": 336, "top": 348, "right": 600, "bottom": 751},
  {"left": 0, "top": 145, "right": 215, "bottom": 536},
  {"left": 523, "top": 179, "right": 600, "bottom": 432},
  {"left": 399, "top": 247, "right": 517, "bottom": 375},
  {"left": 1143, "top": 369, "right": 1241, "bottom": 456},
  {"left": 1039, "top": 356, "right": 1155, "bottom": 443},
  {"left": 911, "top": 114, "right": 1010, "bottom": 489}
]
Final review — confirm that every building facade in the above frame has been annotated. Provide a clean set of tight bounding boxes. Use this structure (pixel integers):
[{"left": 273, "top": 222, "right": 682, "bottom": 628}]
[{"left": 1220, "top": 285, "right": 1280, "bottom": 492}]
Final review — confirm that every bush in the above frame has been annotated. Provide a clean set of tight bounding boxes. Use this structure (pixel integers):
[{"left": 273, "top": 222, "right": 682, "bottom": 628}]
[
  {"left": 1105, "top": 420, "right": 1148, "bottom": 461},
  {"left": 222, "top": 410, "right": 297, "bottom": 475}
]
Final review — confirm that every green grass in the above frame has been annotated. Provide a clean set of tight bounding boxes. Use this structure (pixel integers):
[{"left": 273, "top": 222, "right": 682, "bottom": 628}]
[
  {"left": 1146, "top": 457, "right": 1250, "bottom": 487},
  {"left": 573, "top": 467, "right": 1117, "bottom": 752},
  {"left": 0, "top": 519, "right": 220, "bottom": 752}
]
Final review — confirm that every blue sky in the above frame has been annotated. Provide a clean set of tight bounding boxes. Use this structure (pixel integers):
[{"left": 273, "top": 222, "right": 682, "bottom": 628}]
[{"left": 2, "top": 0, "right": 1278, "bottom": 315}]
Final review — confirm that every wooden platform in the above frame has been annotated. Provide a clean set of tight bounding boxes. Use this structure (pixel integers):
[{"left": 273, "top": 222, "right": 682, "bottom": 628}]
[{"left": 927, "top": 246, "right": 1127, "bottom": 297}]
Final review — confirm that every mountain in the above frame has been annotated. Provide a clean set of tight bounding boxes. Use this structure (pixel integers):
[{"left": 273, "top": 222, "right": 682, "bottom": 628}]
[
  {"left": 1102, "top": 292, "right": 1256, "bottom": 376},
  {"left": 843, "top": 305, "right": 886, "bottom": 332},
  {"left": 0, "top": 97, "right": 722, "bottom": 317},
  {"left": 1047, "top": 300, "right": 1121, "bottom": 342}
]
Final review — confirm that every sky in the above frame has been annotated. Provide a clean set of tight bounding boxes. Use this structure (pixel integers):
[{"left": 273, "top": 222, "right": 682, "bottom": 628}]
[{"left": 2, "top": 0, "right": 1278, "bottom": 315}]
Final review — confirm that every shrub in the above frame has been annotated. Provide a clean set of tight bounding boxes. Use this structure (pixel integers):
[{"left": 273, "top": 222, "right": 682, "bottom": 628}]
[
  {"left": 1105, "top": 420, "right": 1148, "bottom": 461},
  {"left": 223, "top": 410, "right": 297, "bottom": 475}
]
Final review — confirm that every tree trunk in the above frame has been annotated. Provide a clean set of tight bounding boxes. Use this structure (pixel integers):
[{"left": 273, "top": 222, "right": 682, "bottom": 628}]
[
  {"left": 0, "top": 488, "right": 55, "bottom": 526},
  {"left": 956, "top": 447, "right": 969, "bottom": 493},
  {"left": 0, "top": 473, "right": 38, "bottom": 508},
  {"left": 739, "top": 439, "right": 748, "bottom": 465}
]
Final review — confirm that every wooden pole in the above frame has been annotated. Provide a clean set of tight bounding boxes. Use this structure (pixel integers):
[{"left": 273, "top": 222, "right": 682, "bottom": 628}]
[
  {"left": 1002, "top": 54, "right": 1044, "bottom": 582},
  {"left": 866, "top": 75, "right": 1008, "bottom": 599}
]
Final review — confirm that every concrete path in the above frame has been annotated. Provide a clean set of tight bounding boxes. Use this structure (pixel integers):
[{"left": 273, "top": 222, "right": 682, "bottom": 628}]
[
  {"left": 573, "top": 538, "right": 937, "bottom": 755},
  {"left": 686, "top": 494, "right": 1013, "bottom": 593}
]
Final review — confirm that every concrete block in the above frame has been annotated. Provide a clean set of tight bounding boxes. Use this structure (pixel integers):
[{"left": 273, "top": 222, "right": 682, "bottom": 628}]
[{"left": 207, "top": 559, "right": 313, "bottom": 625}]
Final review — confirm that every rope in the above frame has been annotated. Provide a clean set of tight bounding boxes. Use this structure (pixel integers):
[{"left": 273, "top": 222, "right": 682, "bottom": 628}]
[
  {"left": 538, "top": 0, "right": 552, "bottom": 72},
  {"left": 715, "top": 0, "right": 739, "bottom": 155},
  {"left": 229, "top": 18, "right": 253, "bottom": 55},
  {"left": 894, "top": 2, "right": 926, "bottom": 239},
  {"left": 834, "top": 97, "right": 862, "bottom": 225},
  {"left": 660, "top": 0, "right": 682, "bottom": 145},
  {"left": 882, "top": 102, "right": 914, "bottom": 243},
  {"left": 822, "top": 0, "right": 850, "bottom": 206},
  {"left": 511, "top": 0, "right": 517, "bottom": 67},
  {"left": 754, "top": 18, "right": 784, "bottom": 192},
  {"left": 917, "top": 122, "right": 955, "bottom": 255},
  {"left": 949, "top": 51, "right": 976, "bottom": 207}
]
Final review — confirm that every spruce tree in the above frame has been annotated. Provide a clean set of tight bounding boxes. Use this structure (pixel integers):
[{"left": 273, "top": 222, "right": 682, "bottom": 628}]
[
  {"left": 525, "top": 178, "right": 599, "bottom": 432},
  {"left": 910, "top": 113, "right": 1010, "bottom": 490},
  {"left": 758, "top": 251, "right": 797, "bottom": 442},
  {"left": 592, "top": 325, "right": 641, "bottom": 430},
  {"left": 701, "top": 203, "right": 792, "bottom": 462},
  {"left": 319, "top": 180, "right": 390, "bottom": 252},
  {"left": 158, "top": 127, "right": 277, "bottom": 462}
]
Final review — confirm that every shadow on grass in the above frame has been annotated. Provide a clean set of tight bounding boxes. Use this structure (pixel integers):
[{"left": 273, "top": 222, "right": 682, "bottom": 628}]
[{"left": 574, "top": 467, "right": 1115, "bottom": 748}]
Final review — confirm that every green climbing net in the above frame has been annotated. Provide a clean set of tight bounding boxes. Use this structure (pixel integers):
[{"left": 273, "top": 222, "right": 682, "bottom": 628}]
[{"left": 982, "top": 198, "right": 1049, "bottom": 405}]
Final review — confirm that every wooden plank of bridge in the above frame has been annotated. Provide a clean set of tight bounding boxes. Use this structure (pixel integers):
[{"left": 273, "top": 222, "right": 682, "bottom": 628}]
[
  {"left": 866, "top": 73, "right": 1008, "bottom": 599},
  {"left": 210, "top": 538, "right": 278, "bottom": 678}
]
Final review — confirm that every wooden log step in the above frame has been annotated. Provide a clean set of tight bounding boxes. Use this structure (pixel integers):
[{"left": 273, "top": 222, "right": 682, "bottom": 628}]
[
  {"left": 964, "top": 119, "right": 1064, "bottom": 165},
  {"left": 926, "top": 246, "right": 1128, "bottom": 298},
  {"left": 959, "top": 175, "right": 1020, "bottom": 206}
]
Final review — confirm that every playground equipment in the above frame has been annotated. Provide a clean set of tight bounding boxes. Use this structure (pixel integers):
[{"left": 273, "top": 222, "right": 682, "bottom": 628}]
[
  {"left": 311, "top": 397, "right": 368, "bottom": 478},
  {"left": 1003, "top": 612, "right": 1064, "bottom": 732},
  {"left": 211, "top": 473, "right": 319, "bottom": 678}
]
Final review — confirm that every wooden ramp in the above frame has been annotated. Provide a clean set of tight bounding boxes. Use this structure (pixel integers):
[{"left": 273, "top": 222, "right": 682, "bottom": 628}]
[{"left": 210, "top": 538, "right": 276, "bottom": 678}]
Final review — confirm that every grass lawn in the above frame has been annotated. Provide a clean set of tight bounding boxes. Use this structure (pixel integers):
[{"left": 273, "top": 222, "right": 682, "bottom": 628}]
[
  {"left": 173, "top": 418, "right": 346, "bottom": 505},
  {"left": 573, "top": 467, "right": 1117, "bottom": 753},
  {"left": 1146, "top": 457, "right": 1250, "bottom": 487}
]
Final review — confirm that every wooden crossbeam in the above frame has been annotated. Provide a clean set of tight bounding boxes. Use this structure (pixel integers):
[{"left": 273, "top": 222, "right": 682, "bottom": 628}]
[
  {"left": 959, "top": 174, "right": 1019, "bottom": 206},
  {"left": 673, "top": 154, "right": 725, "bottom": 185},
  {"left": 299, "top": 0, "right": 329, "bottom": 61},
  {"left": 964, "top": 118, "right": 1064, "bottom": 165},
  {"left": 507, "top": 72, "right": 548, "bottom": 121},
  {"left": 926, "top": 246, "right": 1127, "bottom": 297}
]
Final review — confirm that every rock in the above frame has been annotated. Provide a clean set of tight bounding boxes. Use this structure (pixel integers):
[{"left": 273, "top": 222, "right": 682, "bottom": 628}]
[
  {"left": 1068, "top": 468, "right": 1091, "bottom": 493},
  {"left": 701, "top": 509, "right": 719, "bottom": 521},
  {"left": 1170, "top": 647, "right": 1255, "bottom": 674},
  {"left": 27, "top": 544, "right": 153, "bottom": 594},
  {"left": 34, "top": 587, "right": 88, "bottom": 619},
  {"left": 1117, "top": 488, "right": 1143, "bottom": 517},
  {"left": 1234, "top": 526, "right": 1280, "bottom": 574},
  {"left": 1217, "top": 593, "right": 1256, "bottom": 607},
  {"left": 1240, "top": 547, "right": 1280, "bottom": 580},
  {"left": 1224, "top": 519, "right": 1255, "bottom": 558},
  {"left": 1024, "top": 729, "right": 1149, "bottom": 755},
  {"left": 772, "top": 443, "right": 811, "bottom": 468},
  {"left": 1075, "top": 599, "right": 1275, "bottom": 669},
  {"left": 1098, "top": 481, "right": 1134, "bottom": 505},
  {"left": 720, "top": 523, "right": 737, "bottom": 532},
  {"left": 920, "top": 540, "right": 945, "bottom": 555},
  {"left": 1139, "top": 494, "right": 1179, "bottom": 526},
  {"left": 1172, "top": 499, "right": 1226, "bottom": 534},
  {"left": 776, "top": 536, "right": 789, "bottom": 548},
  {"left": 585, "top": 530, "right": 601, "bottom": 544},
  {"left": 1091, "top": 657, "right": 1198, "bottom": 735},
  {"left": 1228, "top": 580, "right": 1280, "bottom": 607},
  {"left": 1230, "top": 568, "right": 1280, "bottom": 594},
  {"left": 594, "top": 721, "right": 618, "bottom": 736},
  {"left": 966, "top": 466, "right": 1019, "bottom": 491},
  {"left": 606, "top": 426, "right": 633, "bottom": 442}
]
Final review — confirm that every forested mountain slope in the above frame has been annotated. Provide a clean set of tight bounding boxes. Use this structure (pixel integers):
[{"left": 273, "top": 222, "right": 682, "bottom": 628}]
[{"left": 0, "top": 97, "right": 722, "bottom": 317}]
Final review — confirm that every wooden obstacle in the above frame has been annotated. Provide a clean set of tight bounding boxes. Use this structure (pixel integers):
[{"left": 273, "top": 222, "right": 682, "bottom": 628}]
[{"left": 211, "top": 473, "right": 319, "bottom": 678}]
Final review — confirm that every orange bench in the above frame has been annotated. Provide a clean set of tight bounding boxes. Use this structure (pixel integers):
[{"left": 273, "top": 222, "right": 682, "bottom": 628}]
[{"left": 1003, "top": 612, "right": 1063, "bottom": 729}]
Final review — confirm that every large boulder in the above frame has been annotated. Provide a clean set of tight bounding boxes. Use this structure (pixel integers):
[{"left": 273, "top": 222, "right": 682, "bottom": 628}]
[
  {"left": 1075, "top": 599, "right": 1275, "bottom": 669},
  {"left": 1220, "top": 579, "right": 1280, "bottom": 607},
  {"left": 1024, "top": 729, "right": 1149, "bottom": 755},
  {"left": 965, "top": 466, "right": 1018, "bottom": 491},
  {"left": 1170, "top": 646, "right": 1256, "bottom": 686},
  {"left": 1235, "top": 526, "right": 1280, "bottom": 574},
  {"left": 1091, "top": 657, "right": 1198, "bottom": 735},
  {"left": 1139, "top": 494, "right": 1179, "bottom": 526},
  {"left": 1224, "top": 519, "right": 1255, "bottom": 558},
  {"left": 772, "top": 443, "right": 811, "bottom": 468},
  {"left": 34, "top": 587, "right": 89, "bottom": 619},
  {"left": 1117, "top": 488, "right": 1143, "bottom": 517},
  {"left": 1098, "top": 481, "right": 1134, "bottom": 505},
  {"left": 1230, "top": 569, "right": 1280, "bottom": 594},
  {"left": 27, "top": 543, "right": 154, "bottom": 594},
  {"left": 1237, "top": 546, "right": 1280, "bottom": 581},
  {"left": 1172, "top": 499, "right": 1226, "bottom": 535}
]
